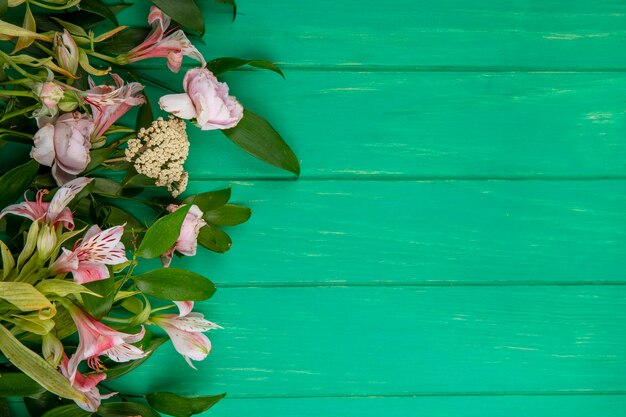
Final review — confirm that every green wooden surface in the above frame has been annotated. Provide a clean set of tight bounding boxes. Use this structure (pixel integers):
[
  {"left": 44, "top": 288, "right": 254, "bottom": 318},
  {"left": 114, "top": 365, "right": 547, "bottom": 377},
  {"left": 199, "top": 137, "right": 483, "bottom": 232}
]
[{"left": 9, "top": 0, "right": 626, "bottom": 415}]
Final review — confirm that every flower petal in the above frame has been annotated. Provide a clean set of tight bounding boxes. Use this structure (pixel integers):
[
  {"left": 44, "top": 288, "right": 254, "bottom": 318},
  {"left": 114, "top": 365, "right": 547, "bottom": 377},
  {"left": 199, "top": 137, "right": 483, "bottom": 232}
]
[
  {"left": 159, "top": 93, "right": 197, "bottom": 119},
  {"left": 47, "top": 177, "right": 92, "bottom": 223}
]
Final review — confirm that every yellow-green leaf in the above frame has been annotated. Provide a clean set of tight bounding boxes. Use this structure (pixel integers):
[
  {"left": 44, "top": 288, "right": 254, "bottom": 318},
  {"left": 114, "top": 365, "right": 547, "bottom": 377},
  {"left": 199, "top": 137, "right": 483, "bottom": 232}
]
[
  {"left": 6, "top": 313, "right": 55, "bottom": 335},
  {"left": 12, "top": 4, "right": 36, "bottom": 53},
  {"left": 0, "top": 241, "right": 14, "bottom": 279},
  {"left": 36, "top": 279, "right": 101, "bottom": 298},
  {"left": 0, "top": 282, "right": 54, "bottom": 314},
  {"left": 0, "top": 323, "right": 85, "bottom": 403}
]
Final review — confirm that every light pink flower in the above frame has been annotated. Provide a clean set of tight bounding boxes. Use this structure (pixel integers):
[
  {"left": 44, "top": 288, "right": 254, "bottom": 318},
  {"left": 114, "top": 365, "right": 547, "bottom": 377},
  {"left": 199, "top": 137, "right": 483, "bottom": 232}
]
[
  {"left": 31, "top": 112, "right": 94, "bottom": 185},
  {"left": 60, "top": 354, "right": 115, "bottom": 412},
  {"left": 126, "top": 6, "right": 205, "bottom": 73},
  {"left": 85, "top": 74, "right": 145, "bottom": 140},
  {"left": 51, "top": 224, "right": 128, "bottom": 284},
  {"left": 0, "top": 177, "right": 91, "bottom": 230},
  {"left": 159, "top": 68, "right": 243, "bottom": 130},
  {"left": 152, "top": 313, "right": 220, "bottom": 369},
  {"left": 66, "top": 304, "right": 146, "bottom": 381},
  {"left": 160, "top": 204, "right": 206, "bottom": 267}
]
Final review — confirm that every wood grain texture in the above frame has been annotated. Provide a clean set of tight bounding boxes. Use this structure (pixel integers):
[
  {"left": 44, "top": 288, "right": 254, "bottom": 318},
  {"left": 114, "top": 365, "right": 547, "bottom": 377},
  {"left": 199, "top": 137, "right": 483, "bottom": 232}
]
[
  {"left": 156, "top": 180, "right": 626, "bottom": 285},
  {"left": 136, "top": 70, "right": 626, "bottom": 179},
  {"left": 110, "top": 286, "right": 626, "bottom": 397},
  {"left": 9, "top": 395, "right": 626, "bottom": 417},
  {"left": 116, "top": 0, "right": 626, "bottom": 69}
]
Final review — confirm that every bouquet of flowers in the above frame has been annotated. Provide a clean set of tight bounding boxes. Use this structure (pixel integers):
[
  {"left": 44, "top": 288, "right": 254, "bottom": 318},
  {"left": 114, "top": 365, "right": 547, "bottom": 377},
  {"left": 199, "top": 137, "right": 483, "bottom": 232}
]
[{"left": 0, "top": 0, "right": 298, "bottom": 415}]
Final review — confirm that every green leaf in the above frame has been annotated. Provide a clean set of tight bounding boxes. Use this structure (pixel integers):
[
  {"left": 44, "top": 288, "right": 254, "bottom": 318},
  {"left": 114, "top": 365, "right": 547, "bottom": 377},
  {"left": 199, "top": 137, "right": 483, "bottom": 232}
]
[
  {"left": 146, "top": 392, "right": 226, "bottom": 417},
  {"left": 149, "top": 0, "right": 204, "bottom": 35},
  {"left": 84, "top": 147, "right": 114, "bottom": 173},
  {"left": 136, "top": 205, "right": 191, "bottom": 259},
  {"left": 206, "top": 57, "right": 282, "bottom": 77},
  {"left": 0, "top": 398, "right": 8, "bottom": 417},
  {"left": 91, "top": 178, "right": 123, "bottom": 196},
  {"left": 0, "top": 0, "right": 7, "bottom": 18},
  {"left": 24, "top": 390, "right": 63, "bottom": 417},
  {"left": 0, "top": 372, "right": 45, "bottom": 397},
  {"left": 0, "top": 159, "right": 38, "bottom": 210},
  {"left": 223, "top": 110, "right": 299, "bottom": 176},
  {"left": 97, "top": 27, "right": 150, "bottom": 55},
  {"left": 0, "top": 324, "right": 85, "bottom": 403},
  {"left": 205, "top": 204, "right": 251, "bottom": 226},
  {"left": 137, "top": 99, "right": 154, "bottom": 130},
  {"left": 82, "top": 278, "right": 115, "bottom": 319},
  {"left": 182, "top": 187, "right": 231, "bottom": 212},
  {"left": 105, "top": 337, "right": 167, "bottom": 380},
  {"left": 132, "top": 268, "right": 216, "bottom": 301},
  {"left": 197, "top": 225, "right": 232, "bottom": 253},
  {"left": 41, "top": 404, "right": 92, "bottom": 417},
  {"left": 78, "top": 0, "right": 118, "bottom": 25},
  {"left": 97, "top": 402, "right": 160, "bottom": 417}
]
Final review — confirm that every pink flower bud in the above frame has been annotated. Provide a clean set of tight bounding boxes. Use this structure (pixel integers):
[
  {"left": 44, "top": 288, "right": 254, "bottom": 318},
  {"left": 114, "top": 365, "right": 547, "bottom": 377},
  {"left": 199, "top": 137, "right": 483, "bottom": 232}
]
[
  {"left": 160, "top": 204, "right": 206, "bottom": 267},
  {"left": 54, "top": 30, "right": 79, "bottom": 75},
  {"left": 34, "top": 81, "right": 64, "bottom": 109}
]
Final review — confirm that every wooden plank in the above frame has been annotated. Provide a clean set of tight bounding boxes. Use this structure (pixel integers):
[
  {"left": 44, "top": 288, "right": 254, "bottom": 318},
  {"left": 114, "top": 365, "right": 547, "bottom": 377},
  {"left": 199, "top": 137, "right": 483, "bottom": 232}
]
[
  {"left": 116, "top": 0, "right": 626, "bottom": 68},
  {"left": 208, "top": 396, "right": 626, "bottom": 417},
  {"left": 9, "top": 395, "right": 626, "bottom": 417},
  {"left": 137, "top": 71, "right": 626, "bottom": 179},
  {"left": 164, "top": 180, "right": 626, "bottom": 285},
  {"left": 110, "top": 286, "right": 626, "bottom": 396}
]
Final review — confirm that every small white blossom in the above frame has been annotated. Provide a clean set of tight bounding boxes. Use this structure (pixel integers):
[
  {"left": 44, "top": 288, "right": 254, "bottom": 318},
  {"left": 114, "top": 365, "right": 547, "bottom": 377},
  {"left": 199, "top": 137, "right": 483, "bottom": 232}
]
[{"left": 125, "top": 116, "right": 190, "bottom": 197}]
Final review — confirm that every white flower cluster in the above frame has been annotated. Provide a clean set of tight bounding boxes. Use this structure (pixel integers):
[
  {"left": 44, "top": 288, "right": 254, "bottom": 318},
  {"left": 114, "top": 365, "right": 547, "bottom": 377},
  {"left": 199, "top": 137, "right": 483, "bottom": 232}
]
[{"left": 125, "top": 117, "right": 190, "bottom": 197}]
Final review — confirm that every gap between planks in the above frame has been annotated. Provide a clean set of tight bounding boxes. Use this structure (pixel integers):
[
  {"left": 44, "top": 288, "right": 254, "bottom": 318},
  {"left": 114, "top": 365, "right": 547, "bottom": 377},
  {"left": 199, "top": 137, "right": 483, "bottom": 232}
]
[
  {"left": 214, "top": 281, "right": 626, "bottom": 288},
  {"left": 187, "top": 176, "right": 626, "bottom": 182},
  {"left": 130, "top": 63, "right": 626, "bottom": 74}
]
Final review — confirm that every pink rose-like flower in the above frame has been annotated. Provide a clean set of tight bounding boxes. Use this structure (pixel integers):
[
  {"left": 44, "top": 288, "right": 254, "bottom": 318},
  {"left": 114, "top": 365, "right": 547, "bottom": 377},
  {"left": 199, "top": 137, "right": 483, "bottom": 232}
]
[
  {"left": 159, "top": 68, "right": 243, "bottom": 130},
  {"left": 125, "top": 6, "right": 205, "bottom": 73},
  {"left": 85, "top": 74, "right": 145, "bottom": 140},
  {"left": 60, "top": 354, "right": 115, "bottom": 412},
  {"left": 151, "top": 313, "right": 221, "bottom": 369},
  {"left": 0, "top": 177, "right": 91, "bottom": 230},
  {"left": 31, "top": 112, "right": 94, "bottom": 185},
  {"left": 160, "top": 204, "right": 206, "bottom": 267},
  {"left": 51, "top": 224, "right": 128, "bottom": 284},
  {"left": 65, "top": 304, "right": 146, "bottom": 380}
]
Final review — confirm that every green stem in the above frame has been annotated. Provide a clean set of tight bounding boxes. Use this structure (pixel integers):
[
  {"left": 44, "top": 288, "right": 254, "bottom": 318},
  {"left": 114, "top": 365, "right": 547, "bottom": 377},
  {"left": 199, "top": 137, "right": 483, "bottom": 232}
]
[
  {"left": 0, "top": 129, "right": 33, "bottom": 138},
  {"left": 0, "top": 90, "right": 35, "bottom": 98},
  {"left": 0, "top": 51, "right": 37, "bottom": 80},
  {"left": 85, "top": 50, "right": 120, "bottom": 64},
  {"left": 0, "top": 104, "right": 39, "bottom": 123},
  {"left": 32, "top": 41, "right": 54, "bottom": 57}
]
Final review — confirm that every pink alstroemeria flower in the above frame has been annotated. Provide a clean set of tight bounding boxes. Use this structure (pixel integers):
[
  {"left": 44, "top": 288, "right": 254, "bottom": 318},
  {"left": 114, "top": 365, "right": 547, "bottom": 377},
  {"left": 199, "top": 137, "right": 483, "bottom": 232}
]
[
  {"left": 160, "top": 204, "right": 206, "bottom": 267},
  {"left": 152, "top": 313, "right": 220, "bottom": 369},
  {"left": 125, "top": 6, "right": 205, "bottom": 72},
  {"left": 51, "top": 224, "right": 128, "bottom": 284},
  {"left": 66, "top": 304, "right": 146, "bottom": 381},
  {"left": 159, "top": 68, "right": 243, "bottom": 130},
  {"left": 60, "top": 354, "right": 115, "bottom": 412},
  {"left": 85, "top": 74, "right": 145, "bottom": 140},
  {"left": 0, "top": 177, "right": 91, "bottom": 230},
  {"left": 174, "top": 301, "right": 194, "bottom": 317}
]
